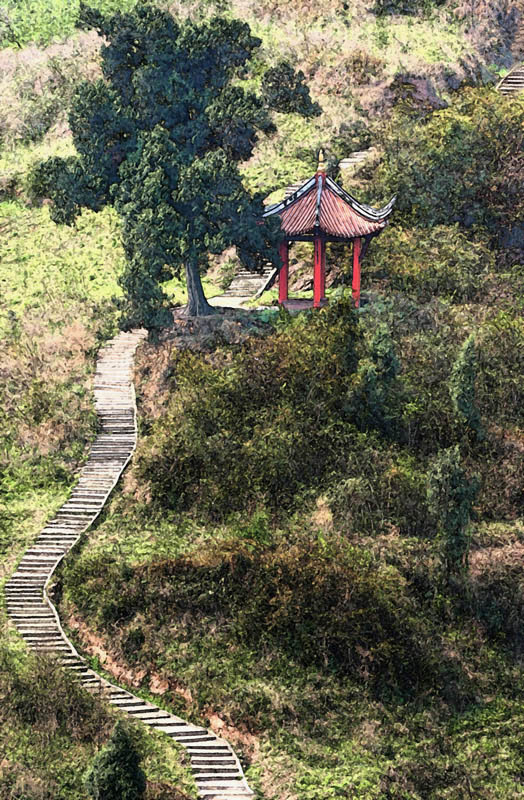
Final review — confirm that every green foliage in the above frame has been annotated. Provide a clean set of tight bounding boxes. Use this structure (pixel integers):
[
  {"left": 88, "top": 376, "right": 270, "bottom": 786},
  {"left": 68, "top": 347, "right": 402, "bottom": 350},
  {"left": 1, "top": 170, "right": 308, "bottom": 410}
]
[
  {"left": 0, "top": 0, "right": 137, "bottom": 48},
  {"left": 134, "top": 299, "right": 391, "bottom": 517},
  {"left": 31, "top": 0, "right": 320, "bottom": 327},
  {"left": 84, "top": 721, "right": 146, "bottom": 800},
  {"left": 450, "top": 333, "right": 484, "bottom": 441},
  {"left": 260, "top": 60, "right": 321, "bottom": 117},
  {"left": 476, "top": 312, "right": 524, "bottom": 429},
  {"left": 375, "top": 89, "right": 524, "bottom": 237},
  {"left": 65, "top": 532, "right": 434, "bottom": 695},
  {"left": 328, "top": 445, "right": 429, "bottom": 537},
  {"left": 365, "top": 224, "right": 493, "bottom": 303},
  {"left": 345, "top": 322, "right": 403, "bottom": 437},
  {"left": 427, "top": 445, "right": 479, "bottom": 575},
  {"left": 374, "top": 0, "right": 445, "bottom": 16},
  {"left": 370, "top": 323, "right": 400, "bottom": 382},
  {"left": 0, "top": 647, "right": 109, "bottom": 742}
]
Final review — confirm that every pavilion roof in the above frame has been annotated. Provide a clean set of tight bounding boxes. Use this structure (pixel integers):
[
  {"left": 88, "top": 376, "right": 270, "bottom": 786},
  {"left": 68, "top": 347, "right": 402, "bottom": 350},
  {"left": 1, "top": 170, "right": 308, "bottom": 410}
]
[{"left": 263, "top": 169, "right": 395, "bottom": 239}]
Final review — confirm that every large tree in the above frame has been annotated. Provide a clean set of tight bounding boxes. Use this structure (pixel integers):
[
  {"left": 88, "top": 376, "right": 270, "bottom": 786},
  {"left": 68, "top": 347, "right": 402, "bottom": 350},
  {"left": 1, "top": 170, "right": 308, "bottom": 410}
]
[{"left": 31, "top": 1, "right": 320, "bottom": 328}]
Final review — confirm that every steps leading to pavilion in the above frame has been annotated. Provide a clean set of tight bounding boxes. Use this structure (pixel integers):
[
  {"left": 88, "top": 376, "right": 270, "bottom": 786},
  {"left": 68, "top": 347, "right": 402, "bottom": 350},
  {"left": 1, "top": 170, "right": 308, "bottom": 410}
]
[
  {"left": 497, "top": 63, "right": 524, "bottom": 93},
  {"left": 222, "top": 262, "right": 277, "bottom": 298},
  {"left": 283, "top": 148, "right": 378, "bottom": 200},
  {"left": 497, "top": 1, "right": 524, "bottom": 94},
  {"left": 219, "top": 148, "right": 380, "bottom": 302},
  {"left": 4, "top": 329, "right": 254, "bottom": 800},
  {"left": 338, "top": 147, "right": 379, "bottom": 175}
]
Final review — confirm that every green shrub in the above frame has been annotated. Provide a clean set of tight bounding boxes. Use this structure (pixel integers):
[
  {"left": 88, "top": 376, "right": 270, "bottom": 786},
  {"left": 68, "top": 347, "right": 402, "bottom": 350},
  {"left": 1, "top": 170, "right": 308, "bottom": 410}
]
[
  {"left": 374, "top": 89, "right": 524, "bottom": 238},
  {"left": 0, "top": 644, "right": 110, "bottom": 742},
  {"left": 67, "top": 535, "right": 434, "bottom": 695},
  {"left": 470, "top": 545, "right": 524, "bottom": 648},
  {"left": 427, "top": 445, "right": 479, "bottom": 576},
  {"left": 365, "top": 224, "right": 493, "bottom": 303},
  {"left": 477, "top": 312, "right": 524, "bottom": 429},
  {"left": 0, "top": 0, "right": 137, "bottom": 48},
  {"left": 328, "top": 442, "right": 429, "bottom": 537},
  {"left": 450, "top": 333, "right": 484, "bottom": 442},
  {"left": 374, "top": 0, "right": 445, "bottom": 15},
  {"left": 84, "top": 721, "right": 146, "bottom": 800},
  {"left": 135, "top": 299, "right": 368, "bottom": 518}
]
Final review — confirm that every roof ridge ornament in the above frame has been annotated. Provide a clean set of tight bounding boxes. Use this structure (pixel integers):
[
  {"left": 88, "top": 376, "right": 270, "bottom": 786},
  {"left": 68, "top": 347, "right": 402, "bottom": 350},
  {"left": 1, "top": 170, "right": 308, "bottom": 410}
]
[{"left": 316, "top": 148, "right": 326, "bottom": 173}]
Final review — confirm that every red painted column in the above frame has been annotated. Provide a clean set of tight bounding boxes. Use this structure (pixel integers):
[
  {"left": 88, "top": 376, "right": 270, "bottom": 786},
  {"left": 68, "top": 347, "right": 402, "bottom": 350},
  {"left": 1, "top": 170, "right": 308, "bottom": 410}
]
[
  {"left": 314, "top": 237, "right": 326, "bottom": 308},
  {"left": 321, "top": 238, "right": 326, "bottom": 300},
  {"left": 352, "top": 237, "right": 362, "bottom": 308},
  {"left": 279, "top": 240, "right": 289, "bottom": 304}
]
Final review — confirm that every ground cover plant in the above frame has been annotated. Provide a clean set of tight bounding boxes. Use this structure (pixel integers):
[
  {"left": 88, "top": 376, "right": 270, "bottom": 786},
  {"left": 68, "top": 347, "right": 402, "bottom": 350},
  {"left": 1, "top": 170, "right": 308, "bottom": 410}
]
[
  {"left": 58, "top": 278, "right": 524, "bottom": 798},
  {"left": 2, "top": 0, "right": 524, "bottom": 797}
]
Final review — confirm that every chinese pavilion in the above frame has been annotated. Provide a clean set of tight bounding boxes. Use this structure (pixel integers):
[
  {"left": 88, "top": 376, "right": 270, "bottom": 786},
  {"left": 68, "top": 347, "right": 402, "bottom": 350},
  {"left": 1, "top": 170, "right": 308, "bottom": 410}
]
[{"left": 262, "top": 150, "right": 395, "bottom": 308}]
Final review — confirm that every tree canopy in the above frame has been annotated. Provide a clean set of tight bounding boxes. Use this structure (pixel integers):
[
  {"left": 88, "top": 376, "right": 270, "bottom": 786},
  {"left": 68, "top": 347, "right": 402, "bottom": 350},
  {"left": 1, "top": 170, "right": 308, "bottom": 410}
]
[{"left": 31, "top": 0, "right": 320, "bottom": 328}]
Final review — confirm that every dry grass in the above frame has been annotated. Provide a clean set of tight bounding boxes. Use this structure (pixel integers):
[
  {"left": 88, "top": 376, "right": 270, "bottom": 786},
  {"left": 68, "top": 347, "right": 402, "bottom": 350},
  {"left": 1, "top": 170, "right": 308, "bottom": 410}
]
[{"left": 0, "top": 30, "right": 101, "bottom": 148}]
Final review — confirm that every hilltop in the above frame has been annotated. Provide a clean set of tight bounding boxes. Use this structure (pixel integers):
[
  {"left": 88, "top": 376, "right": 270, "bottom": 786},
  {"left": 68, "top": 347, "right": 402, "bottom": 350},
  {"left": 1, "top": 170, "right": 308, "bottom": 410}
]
[{"left": 1, "top": 1, "right": 524, "bottom": 798}]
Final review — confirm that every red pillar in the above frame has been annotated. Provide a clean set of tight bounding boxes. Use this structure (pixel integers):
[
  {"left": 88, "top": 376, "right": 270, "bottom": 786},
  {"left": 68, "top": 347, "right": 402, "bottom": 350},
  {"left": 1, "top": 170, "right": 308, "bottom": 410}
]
[
  {"left": 314, "top": 237, "right": 326, "bottom": 308},
  {"left": 279, "top": 240, "right": 289, "bottom": 304},
  {"left": 352, "top": 237, "right": 362, "bottom": 308}
]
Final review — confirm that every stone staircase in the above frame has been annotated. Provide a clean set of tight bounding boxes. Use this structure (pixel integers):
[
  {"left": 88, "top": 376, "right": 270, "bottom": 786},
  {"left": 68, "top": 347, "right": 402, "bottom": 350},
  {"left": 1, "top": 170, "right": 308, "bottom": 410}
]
[
  {"left": 283, "top": 149, "right": 378, "bottom": 201},
  {"left": 4, "top": 329, "right": 254, "bottom": 800},
  {"left": 497, "top": 0, "right": 524, "bottom": 94},
  {"left": 222, "top": 263, "right": 277, "bottom": 298},
  {"left": 338, "top": 148, "right": 378, "bottom": 174},
  {"left": 497, "top": 63, "right": 524, "bottom": 94}
]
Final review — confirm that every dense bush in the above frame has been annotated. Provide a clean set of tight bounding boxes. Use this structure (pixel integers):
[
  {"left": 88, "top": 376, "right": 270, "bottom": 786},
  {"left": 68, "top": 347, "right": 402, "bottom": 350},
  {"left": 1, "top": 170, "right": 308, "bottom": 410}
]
[
  {"left": 365, "top": 224, "right": 493, "bottom": 303},
  {"left": 450, "top": 333, "right": 484, "bottom": 441},
  {"left": 134, "top": 300, "right": 411, "bottom": 518},
  {"left": 374, "top": 0, "right": 445, "bottom": 15},
  {"left": 0, "top": 0, "right": 136, "bottom": 48},
  {"left": 84, "top": 721, "right": 146, "bottom": 800},
  {"left": 0, "top": 643, "right": 110, "bottom": 742},
  {"left": 374, "top": 89, "right": 524, "bottom": 239},
  {"left": 328, "top": 439, "right": 429, "bottom": 537},
  {"left": 65, "top": 534, "right": 438, "bottom": 695},
  {"left": 470, "top": 544, "right": 524, "bottom": 651},
  {"left": 427, "top": 445, "right": 479, "bottom": 576},
  {"left": 477, "top": 312, "right": 524, "bottom": 429}
]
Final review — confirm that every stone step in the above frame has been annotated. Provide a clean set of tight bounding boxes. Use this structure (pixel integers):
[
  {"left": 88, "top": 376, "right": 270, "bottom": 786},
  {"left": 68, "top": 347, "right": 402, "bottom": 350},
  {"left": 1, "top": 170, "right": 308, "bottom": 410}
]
[
  {"left": 4, "top": 327, "right": 252, "bottom": 798},
  {"left": 196, "top": 778, "right": 244, "bottom": 787},
  {"left": 193, "top": 768, "right": 240, "bottom": 775},
  {"left": 197, "top": 792, "right": 253, "bottom": 799}
]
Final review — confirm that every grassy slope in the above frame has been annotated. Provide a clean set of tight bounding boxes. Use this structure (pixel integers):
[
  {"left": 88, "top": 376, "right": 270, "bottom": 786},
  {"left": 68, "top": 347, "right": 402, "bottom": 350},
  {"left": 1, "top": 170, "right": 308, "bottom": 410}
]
[
  {"left": 58, "top": 295, "right": 524, "bottom": 800},
  {"left": 0, "top": 192, "right": 197, "bottom": 796},
  {"left": 1, "top": 1, "right": 523, "bottom": 798}
]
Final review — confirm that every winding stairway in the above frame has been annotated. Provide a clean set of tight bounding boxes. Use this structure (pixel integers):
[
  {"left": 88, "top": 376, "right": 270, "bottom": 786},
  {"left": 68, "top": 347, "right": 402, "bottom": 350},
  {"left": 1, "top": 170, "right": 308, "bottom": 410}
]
[
  {"left": 497, "top": 63, "right": 524, "bottom": 94},
  {"left": 4, "top": 330, "right": 254, "bottom": 800}
]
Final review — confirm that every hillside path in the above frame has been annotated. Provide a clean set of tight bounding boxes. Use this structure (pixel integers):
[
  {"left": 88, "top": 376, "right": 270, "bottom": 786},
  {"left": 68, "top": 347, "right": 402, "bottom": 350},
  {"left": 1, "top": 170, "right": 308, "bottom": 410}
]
[{"left": 4, "top": 329, "right": 254, "bottom": 800}]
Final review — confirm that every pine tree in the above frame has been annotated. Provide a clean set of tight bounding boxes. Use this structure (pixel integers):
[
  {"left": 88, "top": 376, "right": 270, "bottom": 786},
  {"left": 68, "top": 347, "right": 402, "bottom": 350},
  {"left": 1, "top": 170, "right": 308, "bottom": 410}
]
[
  {"left": 427, "top": 445, "right": 479, "bottom": 576},
  {"left": 370, "top": 323, "right": 400, "bottom": 384},
  {"left": 449, "top": 333, "right": 484, "bottom": 441},
  {"left": 353, "top": 323, "right": 400, "bottom": 434},
  {"left": 29, "top": 1, "right": 320, "bottom": 329},
  {"left": 84, "top": 721, "right": 146, "bottom": 800}
]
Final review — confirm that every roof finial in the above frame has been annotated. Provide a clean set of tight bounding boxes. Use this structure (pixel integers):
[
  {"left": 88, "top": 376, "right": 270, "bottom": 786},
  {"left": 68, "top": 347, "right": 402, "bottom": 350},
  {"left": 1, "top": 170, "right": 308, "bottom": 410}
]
[{"left": 317, "top": 148, "right": 326, "bottom": 173}]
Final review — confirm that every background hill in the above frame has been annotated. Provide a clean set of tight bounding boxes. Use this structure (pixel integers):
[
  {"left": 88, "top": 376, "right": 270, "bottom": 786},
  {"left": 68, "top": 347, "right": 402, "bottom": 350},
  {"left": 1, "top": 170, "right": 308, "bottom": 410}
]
[{"left": 1, "top": 1, "right": 524, "bottom": 798}]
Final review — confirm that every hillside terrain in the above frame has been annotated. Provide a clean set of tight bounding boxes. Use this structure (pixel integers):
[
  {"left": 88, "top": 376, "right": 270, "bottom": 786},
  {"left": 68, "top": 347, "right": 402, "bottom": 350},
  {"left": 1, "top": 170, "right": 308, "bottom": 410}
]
[{"left": 1, "top": 0, "right": 524, "bottom": 798}]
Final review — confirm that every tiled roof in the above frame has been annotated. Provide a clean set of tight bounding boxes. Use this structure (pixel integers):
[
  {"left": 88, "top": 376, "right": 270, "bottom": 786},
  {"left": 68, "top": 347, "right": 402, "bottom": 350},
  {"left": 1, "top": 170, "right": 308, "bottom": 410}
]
[{"left": 263, "top": 173, "right": 395, "bottom": 239}]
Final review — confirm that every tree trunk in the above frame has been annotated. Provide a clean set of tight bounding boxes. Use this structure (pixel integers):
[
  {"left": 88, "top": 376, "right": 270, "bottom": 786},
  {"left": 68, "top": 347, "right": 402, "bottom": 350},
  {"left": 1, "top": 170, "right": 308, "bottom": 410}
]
[{"left": 183, "top": 260, "right": 215, "bottom": 317}]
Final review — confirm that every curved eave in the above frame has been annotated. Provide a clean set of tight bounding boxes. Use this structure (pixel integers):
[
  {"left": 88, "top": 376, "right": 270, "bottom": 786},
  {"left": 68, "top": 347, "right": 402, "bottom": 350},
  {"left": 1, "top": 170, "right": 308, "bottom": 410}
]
[
  {"left": 325, "top": 176, "right": 396, "bottom": 221},
  {"left": 262, "top": 177, "right": 316, "bottom": 218}
]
